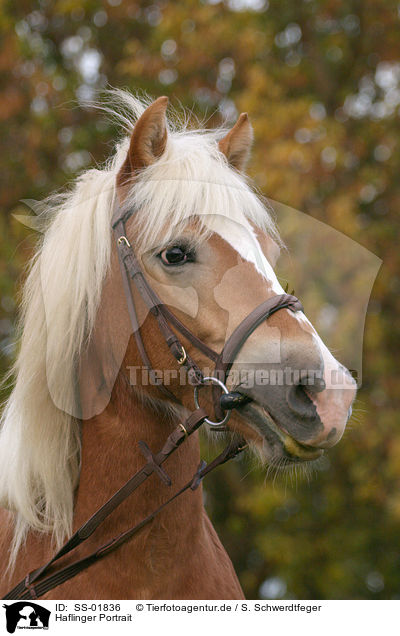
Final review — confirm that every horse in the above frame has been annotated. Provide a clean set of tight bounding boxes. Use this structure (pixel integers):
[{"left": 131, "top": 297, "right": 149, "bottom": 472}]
[{"left": 0, "top": 92, "right": 357, "bottom": 600}]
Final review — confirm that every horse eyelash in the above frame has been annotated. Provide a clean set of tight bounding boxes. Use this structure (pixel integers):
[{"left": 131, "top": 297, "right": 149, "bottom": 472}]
[{"left": 157, "top": 240, "right": 197, "bottom": 260}]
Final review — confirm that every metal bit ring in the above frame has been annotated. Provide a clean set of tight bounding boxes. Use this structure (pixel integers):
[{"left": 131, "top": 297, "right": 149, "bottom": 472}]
[{"left": 193, "top": 376, "right": 231, "bottom": 428}]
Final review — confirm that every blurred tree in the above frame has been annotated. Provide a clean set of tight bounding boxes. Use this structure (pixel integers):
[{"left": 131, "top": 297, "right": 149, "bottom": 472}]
[{"left": 0, "top": 0, "right": 399, "bottom": 599}]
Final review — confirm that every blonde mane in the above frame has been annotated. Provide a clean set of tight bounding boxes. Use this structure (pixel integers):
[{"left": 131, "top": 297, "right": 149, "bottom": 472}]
[{"left": 0, "top": 90, "right": 279, "bottom": 570}]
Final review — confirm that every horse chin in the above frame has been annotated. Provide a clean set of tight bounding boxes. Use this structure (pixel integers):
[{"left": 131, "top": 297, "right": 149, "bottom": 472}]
[{"left": 237, "top": 401, "right": 323, "bottom": 464}]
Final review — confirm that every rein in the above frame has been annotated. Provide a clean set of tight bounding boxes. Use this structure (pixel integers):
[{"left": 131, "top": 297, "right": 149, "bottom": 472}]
[
  {"left": 4, "top": 203, "right": 303, "bottom": 600},
  {"left": 4, "top": 408, "right": 246, "bottom": 600}
]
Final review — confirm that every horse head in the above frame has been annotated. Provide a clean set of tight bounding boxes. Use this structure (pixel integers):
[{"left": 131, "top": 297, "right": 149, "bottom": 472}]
[
  {"left": 0, "top": 93, "right": 357, "bottom": 593},
  {"left": 101, "top": 95, "right": 357, "bottom": 465}
]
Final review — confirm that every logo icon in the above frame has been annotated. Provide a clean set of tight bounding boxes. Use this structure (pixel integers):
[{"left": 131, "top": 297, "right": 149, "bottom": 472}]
[{"left": 3, "top": 602, "right": 50, "bottom": 633}]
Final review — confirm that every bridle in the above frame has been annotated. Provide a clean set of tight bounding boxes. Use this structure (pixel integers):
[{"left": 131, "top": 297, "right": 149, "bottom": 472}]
[
  {"left": 4, "top": 202, "right": 303, "bottom": 600},
  {"left": 112, "top": 204, "right": 303, "bottom": 428}
]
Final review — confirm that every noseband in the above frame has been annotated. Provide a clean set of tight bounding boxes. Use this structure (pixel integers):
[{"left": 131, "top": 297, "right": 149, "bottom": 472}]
[
  {"left": 4, "top": 203, "right": 303, "bottom": 601},
  {"left": 112, "top": 204, "right": 303, "bottom": 427}
]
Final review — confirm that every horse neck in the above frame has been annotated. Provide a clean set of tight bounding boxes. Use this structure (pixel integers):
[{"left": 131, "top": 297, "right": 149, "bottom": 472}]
[{"left": 73, "top": 371, "right": 205, "bottom": 551}]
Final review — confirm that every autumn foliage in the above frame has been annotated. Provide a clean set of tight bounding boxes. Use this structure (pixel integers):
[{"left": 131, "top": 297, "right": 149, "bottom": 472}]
[{"left": 0, "top": 0, "right": 399, "bottom": 599}]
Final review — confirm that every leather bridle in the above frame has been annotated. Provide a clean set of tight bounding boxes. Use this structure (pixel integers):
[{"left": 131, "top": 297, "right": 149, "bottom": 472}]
[
  {"left": 112, "top": 204, "right": 303, "bottom": 428},
  {"left": 4, "top": 203, "right": 303, "bottom": 600}
]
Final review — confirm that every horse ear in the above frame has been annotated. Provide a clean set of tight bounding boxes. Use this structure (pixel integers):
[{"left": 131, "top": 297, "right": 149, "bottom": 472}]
[
  {"left": 218, "top": 112, "right": 254, "bottom": 171},
  {"left": 117, "top": 96, "right": 169, "bottom": 187}
]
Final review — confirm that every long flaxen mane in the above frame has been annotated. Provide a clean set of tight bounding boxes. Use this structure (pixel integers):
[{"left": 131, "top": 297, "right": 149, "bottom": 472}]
[{"left": 0, "top": 90, "right": 279, "bottom": 570}]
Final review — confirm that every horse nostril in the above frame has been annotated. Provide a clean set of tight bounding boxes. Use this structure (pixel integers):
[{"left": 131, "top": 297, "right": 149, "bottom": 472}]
[
  {"left": 286, "top": 371, "right": 325, "bottom": 417},
  {"left": 299, "top": 371, "right": 326, "bottom": 395},
  {"left": 286, "top": 384, "right": 313, "bottom": 417}
]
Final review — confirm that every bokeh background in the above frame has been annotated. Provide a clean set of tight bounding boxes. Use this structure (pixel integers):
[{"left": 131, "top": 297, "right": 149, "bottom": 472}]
[{"left": 1, "top": 0, "right": 399, "bottom": 599}]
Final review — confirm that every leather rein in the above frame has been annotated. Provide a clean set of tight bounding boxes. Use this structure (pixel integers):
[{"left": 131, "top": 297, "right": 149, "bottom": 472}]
[{"left": 4, "top": 203, "right": 303, "bottom": 600}]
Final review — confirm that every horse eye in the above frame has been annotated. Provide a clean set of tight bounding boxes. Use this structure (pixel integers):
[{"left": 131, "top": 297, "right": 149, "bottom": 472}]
[{"left": 159, "top": 245, "right": 194, "bottom": 266}]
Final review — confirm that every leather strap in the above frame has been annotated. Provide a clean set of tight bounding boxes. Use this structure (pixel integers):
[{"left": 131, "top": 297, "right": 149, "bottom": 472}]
[
  {"left": 115, "top": 223, "right": 183, "bottom": 402},
  {"left": 212, "top": 294, "right": 303, "bottom": 419},
  {"left": 4, "top": 408, "right": 211, "bottom": 600},
  {"left": 114, "top": 221, "right": 205, "bottom": 389},
  {"left": 215, "top": 294, "right": 303, "bottom": 378},
  {"left": 158, "top": 303, "right": 219, "bottom": 363},
  {"left": 4, "top": 417, "right": 246, "bottom": 600}
]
